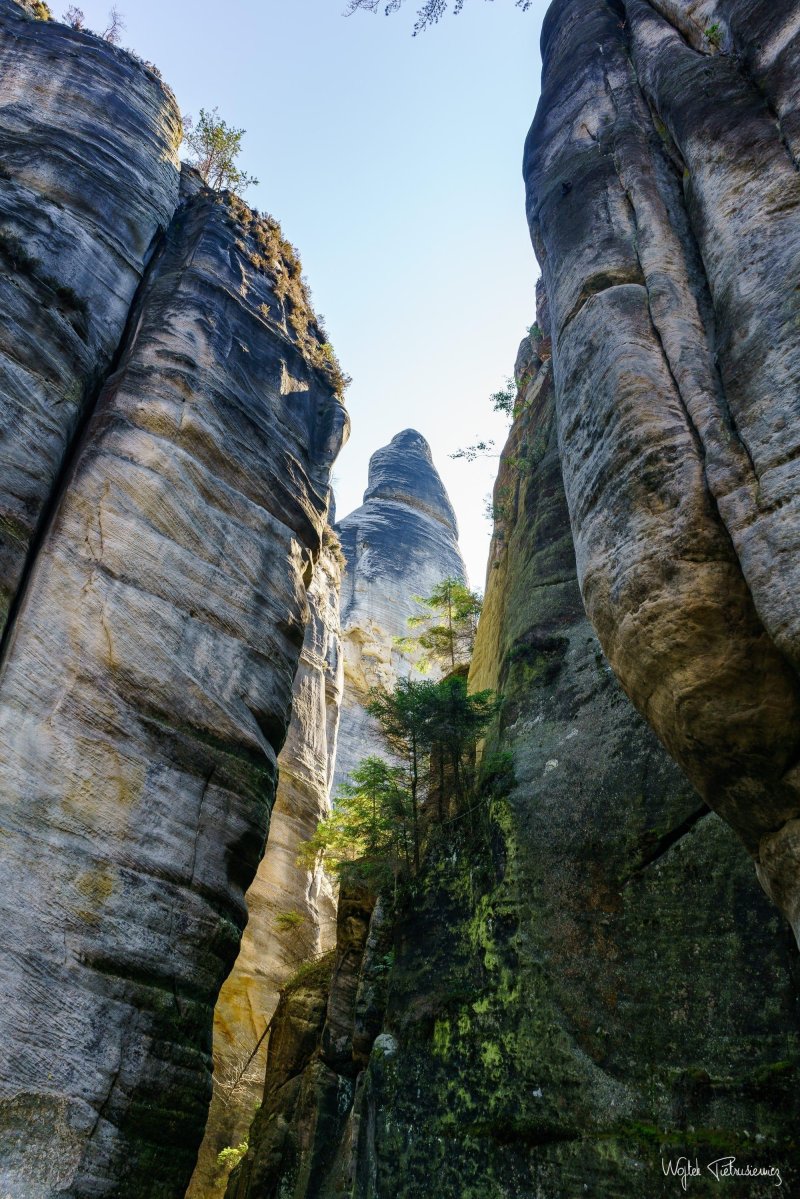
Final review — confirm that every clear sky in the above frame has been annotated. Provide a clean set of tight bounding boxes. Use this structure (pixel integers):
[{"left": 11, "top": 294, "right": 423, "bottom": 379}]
[{"left": 75, "top": 0, "right": 550, "bottom": 586}]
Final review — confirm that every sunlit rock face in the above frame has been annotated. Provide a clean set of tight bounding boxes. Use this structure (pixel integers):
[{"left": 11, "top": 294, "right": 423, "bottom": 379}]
[
  {"left": 333, "top": 429, "right": 466, "bottom": 790},
  {"left": 221, "top": 326, "right": 800, "bottom": 1198},
  {"left": 0, "top": 0, "right": 181, "bottom": 633},
  {"left": 524, "top": 0, "right": 800, "bottom": 942},
  {"left": 0, "top": 35, "right": 348, "bottom": 1188},
  {"left": 187, "top": 542, "right": 342, "bottom": 1199}
]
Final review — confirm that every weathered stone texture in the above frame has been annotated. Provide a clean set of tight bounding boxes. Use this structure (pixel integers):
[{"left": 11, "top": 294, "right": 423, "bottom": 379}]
[
  {"left": 0, "top": 0, "right": 181, "bottom": 632},
  {"left": 334, "top": 429, "right": 466, "bottom": 790},
  {"left": 451, "top": 328, "right": 799, "bottom": 1192},
  {"left": 524, "top": 0, "right": 800, "bottom": 940},
  {"left": 225, "top": 886, "right": 379, "bottom": 1199},
  {"left": 188, "top": 542, "right": 342, "bottom": 1199},
  {"left": 0, "top": 181, "right": 346, "bottom": 1198},
  {"left": 334, "top": 331, "right": 799, "bottom": 1198},
  {"left": 228, "top": 332, "right": 800, "bottom": 1197}
]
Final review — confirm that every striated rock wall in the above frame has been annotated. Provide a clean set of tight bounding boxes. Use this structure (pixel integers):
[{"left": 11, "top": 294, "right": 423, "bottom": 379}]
[
  {"left": 453, "top": 323, "right": 799, "bottom": 1191},
  {"left": 0, "top": 0, "right": 181, "bottom": 634},
  {"left": 333, "top": 429, "right": 466, "bottom": 790},
  {"left": 524, "top": 0, "right": 800, "bottom": 942},
  {"left": 230, "top": 329, "right": 800, "bottom": 1197},
  {"left": 219, "top": 433, "right": 466, "bottom": 1196},
  {"left": 0, "top": 13, "right": 348, "bottom": 1195},
  {"left": 225, "top": 885, "right": 382, "bottom": 1199},
  {"left": 188, "top": 540, "right": 342, "bottom": 1199}
]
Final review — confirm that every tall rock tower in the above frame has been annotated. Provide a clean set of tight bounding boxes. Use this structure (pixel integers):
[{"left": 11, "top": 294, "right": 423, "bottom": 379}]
[
  {"left": 0, "top": 6, "right": 347, "bottom": 1196},
  {"left": 333, "top": 429, "right": 466, "bottom": 790},
  {"left": 187, "top": 540, "right": 343, "bottom": 1199},
  {"left": 523, "top": 0, "right": 800, "bottom": 944}
]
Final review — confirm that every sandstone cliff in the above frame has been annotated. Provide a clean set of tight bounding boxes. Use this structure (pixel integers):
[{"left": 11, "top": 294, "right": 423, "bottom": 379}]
[
  {"left": 226, "top": 329, "right": 800, "bottom": 1197},
  {"left": 334, "top": 429, "right": 466, "bottom": 790},
  {"left": 0, "top": 9, "right": 347, "bottom": 1196},
  {"left": 4, "top": 1, "right": 800, "bottom": 1196},
  {"left": 524, "top": 0, "right": 800, "bottom": 943},
  {"left": 224, "top": 886, "right": 380, "bottom": 1199},
  {"left": 0, "top": 0, "right": 181, "bottom": 635},
  {"left": 188, "top": 540, "right": 342, "bottom": 1199}
]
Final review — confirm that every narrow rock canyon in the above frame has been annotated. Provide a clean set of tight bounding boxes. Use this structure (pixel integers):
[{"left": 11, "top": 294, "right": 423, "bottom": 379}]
[
  {"left": 228, "top": 321, "right": 800, "bottom": 1199},
  {"left": 0, "top": 0, "right": 799, "bottom": 1197}
]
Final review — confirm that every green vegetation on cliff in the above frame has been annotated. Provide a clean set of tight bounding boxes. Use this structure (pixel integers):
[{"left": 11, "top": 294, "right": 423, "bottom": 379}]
[
  {"left": 301, "top": 673, "right": 499, "bottom": 885},
  {"left": 182, "top": 107, "right": 259, "bottom": 193},
  {"left": 396, "top": 576, "right": 482, "bottom": 673},
  {"left": 231, "top": 329, "right": 800, "bottom": 1199}
]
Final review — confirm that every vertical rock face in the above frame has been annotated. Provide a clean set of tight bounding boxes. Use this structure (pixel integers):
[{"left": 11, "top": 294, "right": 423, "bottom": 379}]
[
  {"left": 334, "top": 429, "right": 466, "bottom": 789},
  {"left": 188, "top": 540, "right": 343, "bottom": 1199},
  {"left": 231, "top": 330, "right": 800, "bottom": 1197},
  {"left": 524, "top": 0, "right": 800, "bottom": 940},
  {"left": 0, "top": 61, "right": 347, "bottom": 1196},
  {"left": 224, "top": 886, "right": 382, "bottom": 1199},
  {"left": 454, "top": 325, "right": 799, "bottom": 1189},
  {"left": 0, "top": 0, "right": 181, "bottom": 632}
]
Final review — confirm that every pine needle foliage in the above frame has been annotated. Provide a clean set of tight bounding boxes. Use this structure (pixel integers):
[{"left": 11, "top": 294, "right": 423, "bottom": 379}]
[
  {"left": 182, "top": 107, "right": 259, "bottom": 194},
  {"left": 300, "top": 677, "right": 500, "bottom": 890},
  {"left": 298, "top": 757, "right": 412, "bottom": 889},
  {"left": 396, "top": 577, "right": 482, "bottom": 672}
]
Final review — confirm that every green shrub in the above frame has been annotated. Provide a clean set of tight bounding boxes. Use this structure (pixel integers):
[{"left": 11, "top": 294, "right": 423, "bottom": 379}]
[
  {"left": 274, "top": 910, "right": 306, "bottom": 932},
  {"left": 706, "top": 22, "right": 723, "bottom": 48},
  {"left": 217, "top": 1140, "right": 248, "bottom": 1170},
  {"left": 490, "top": 377, "right": 516, "bottom": 416}
]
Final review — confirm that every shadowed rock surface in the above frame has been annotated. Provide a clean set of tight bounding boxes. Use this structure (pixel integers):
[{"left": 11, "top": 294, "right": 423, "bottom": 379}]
[
  {"left": 188, "top": 540, "right": 342, "bottom": 1199},
  {"left": 3, "top": 1, "right": 800, "bottom": 1196},
  {"left": 0, "top": 0, "right": 181, "bottom": 634},
  {"left": 225, "top": 886, "right": 380, "bottom": 1199},
  {"left": 0, "top": 153, "right": 347, "bottom": 1198},
  {"left": 333, "top": 429, "right": 466, "bottom": 791},
  {"left": 225, "top": 330, "right": 800, "bottom": 1197},
  {"left": 524, "top": 0, "right": 800, "bottom": 941}
]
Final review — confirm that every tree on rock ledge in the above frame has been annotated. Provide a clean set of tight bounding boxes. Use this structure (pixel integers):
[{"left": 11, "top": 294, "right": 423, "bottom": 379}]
[
  {"left": 301, "top": 676, "right": 499, "bottom": 889},
  {"left": 182, "top": 107, "right": 259, "bottom": 193}
]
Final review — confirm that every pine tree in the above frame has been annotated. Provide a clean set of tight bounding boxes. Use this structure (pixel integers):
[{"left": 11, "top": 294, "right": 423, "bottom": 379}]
[
  {"left": 298, "top": 757, "right": 410, "bottom": 889},
  {"left": 182, "top": 108, "right": 259, "bottom": 194},
  {"left": 368, "top": 679, "right": 440, "bottom": 870},
  {"left": 424, "top": 676, "right": 498, "bottom": 812},
  {"left": 301, "top": 679, "right": 500, "bottom": 888},
  {"left": 398, "top": 577, "right": 482, "bottom": 672}
]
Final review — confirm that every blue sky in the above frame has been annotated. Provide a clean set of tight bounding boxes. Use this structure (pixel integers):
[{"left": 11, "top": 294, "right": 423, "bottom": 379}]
[{"left": 75, "top": 0, "right": 550, "bottom": 585}]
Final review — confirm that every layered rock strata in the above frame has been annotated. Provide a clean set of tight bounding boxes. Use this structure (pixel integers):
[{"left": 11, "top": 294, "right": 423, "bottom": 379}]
[
  {"left": 229, "top": 331, "right": 800, "bottom": 1197},
  {"left": 225, "top": 885, "right": 381, "bottom": 1199},
  {"left": 334, "top": 430, "right": 466, "bottom": 790},
  {"left": 0, "top": 0, "right": 181, "bottom": 633},
  {"left": 188, "top": 540, "right": 342, "bottom": 1199},
  {"left": 524, "top": 0, "right": 800, "bottom": 941},
  {"left": 0, "top": 17, "right": 348, "bottom": 1193}
]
